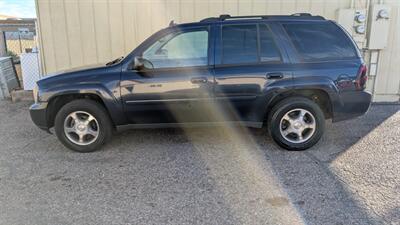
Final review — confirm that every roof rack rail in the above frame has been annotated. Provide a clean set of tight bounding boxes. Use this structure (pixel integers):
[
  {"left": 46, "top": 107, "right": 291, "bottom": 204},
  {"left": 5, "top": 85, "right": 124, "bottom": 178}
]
[
  {"left": 200, "top": 13, "right": 325, "bottom": 22},
  {"left": 291, "top": 13, "right": 313, "bottom": 16},
  {"left": 169, "top": 20, "right": 177, "bottom": 27}
]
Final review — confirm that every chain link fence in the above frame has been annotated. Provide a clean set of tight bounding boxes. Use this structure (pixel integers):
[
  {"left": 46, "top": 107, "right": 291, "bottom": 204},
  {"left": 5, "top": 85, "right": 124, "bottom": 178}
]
[
  {"left": 3, "top": 30, "right": 38, "bottom": 89},
  {"left": 5, "top": 31, "right": 36, "bottom": 60}
]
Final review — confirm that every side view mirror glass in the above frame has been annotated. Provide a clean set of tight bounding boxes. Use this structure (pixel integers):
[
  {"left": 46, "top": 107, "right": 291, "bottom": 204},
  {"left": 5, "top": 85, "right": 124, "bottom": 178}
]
[
  {"left": 155, "top": 49, "right": 168, "bottom": 58},
  {"left": 133, "top": 56, "right": 154, "bottom": 70}
]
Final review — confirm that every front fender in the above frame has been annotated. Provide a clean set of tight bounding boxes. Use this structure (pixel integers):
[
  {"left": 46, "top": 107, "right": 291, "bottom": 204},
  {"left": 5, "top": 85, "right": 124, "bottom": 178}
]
[{"left": 43, "top": 83, "right": 127, "bottom": 126}]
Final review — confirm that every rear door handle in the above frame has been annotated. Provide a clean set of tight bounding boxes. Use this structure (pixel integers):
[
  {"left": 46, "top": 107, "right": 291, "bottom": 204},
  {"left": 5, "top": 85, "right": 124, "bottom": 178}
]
[
  {"left": 266, "top": 72, "right": 284, "bottom": 79},
  {"left": 191, "top": 77, "right": 208, "bottom": 84}
]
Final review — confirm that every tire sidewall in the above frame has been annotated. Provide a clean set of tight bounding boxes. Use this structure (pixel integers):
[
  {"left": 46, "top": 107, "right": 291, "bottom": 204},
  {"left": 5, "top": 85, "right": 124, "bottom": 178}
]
[
  {"left": 269, "top": 98, "right": 325, "bottom": 150},
  {"left": 54, "top": 100, "right": 112, "bottom": 152}
]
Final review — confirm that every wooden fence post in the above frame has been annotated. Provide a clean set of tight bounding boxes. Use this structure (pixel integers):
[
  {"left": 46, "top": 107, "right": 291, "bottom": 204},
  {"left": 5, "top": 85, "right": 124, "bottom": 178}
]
[{"left": 0, "top": 31, "right": 7, "bottom": 57}]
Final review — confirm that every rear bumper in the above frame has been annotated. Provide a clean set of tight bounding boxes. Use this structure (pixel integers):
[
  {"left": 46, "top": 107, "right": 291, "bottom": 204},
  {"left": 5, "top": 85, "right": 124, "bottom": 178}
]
[
  {"left": 29, "top": 102, "right": 50, "bottom": 131},
  {"left": 332, "top": 91, "right": 372, "bottom": 122}
]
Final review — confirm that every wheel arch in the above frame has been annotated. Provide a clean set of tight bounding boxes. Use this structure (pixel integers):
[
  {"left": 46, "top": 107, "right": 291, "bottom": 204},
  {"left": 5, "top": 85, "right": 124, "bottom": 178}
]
[
  {"left": 264, "top": 88, "right": 334, "bottom": 122},
  {"left": 46, "top": 92, "right": 114, "bottom": 129}
]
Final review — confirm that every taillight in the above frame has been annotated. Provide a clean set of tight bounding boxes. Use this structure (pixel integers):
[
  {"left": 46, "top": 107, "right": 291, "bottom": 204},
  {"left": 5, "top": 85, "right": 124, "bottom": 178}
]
[{"left": 355, "top": 64, "right": 368, "bottom": 90}]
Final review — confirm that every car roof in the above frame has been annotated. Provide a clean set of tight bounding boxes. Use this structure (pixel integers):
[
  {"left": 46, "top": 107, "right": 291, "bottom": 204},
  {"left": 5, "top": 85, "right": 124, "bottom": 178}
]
[{"left": 170, "top": 13, "right": 327, "bottom": 28}]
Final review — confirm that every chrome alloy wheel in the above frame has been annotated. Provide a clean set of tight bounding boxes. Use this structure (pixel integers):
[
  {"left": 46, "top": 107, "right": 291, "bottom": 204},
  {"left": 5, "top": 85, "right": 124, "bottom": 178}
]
[
  {"left": 64, "top": 111, "right": 99, "bottom": 146},
  {"left": 279, "top": 108, "right": 316, "bottom": 144}
]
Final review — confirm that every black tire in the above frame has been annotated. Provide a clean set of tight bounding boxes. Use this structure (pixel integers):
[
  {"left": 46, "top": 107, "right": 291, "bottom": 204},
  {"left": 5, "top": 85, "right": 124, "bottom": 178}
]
[
  {"left": 268, "top": 97, "right": 325, "bottom": 151},
  {"left": 54, "top": 99, "right": 113, "bottom": 152}
]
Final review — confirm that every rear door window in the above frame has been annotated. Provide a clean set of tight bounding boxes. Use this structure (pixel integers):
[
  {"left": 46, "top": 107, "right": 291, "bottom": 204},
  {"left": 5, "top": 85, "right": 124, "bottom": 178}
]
[
  {"left": 221, "top": 24, "right": 281, "bottom": 64},
  {"left": 283, "top": 22, "right": 357, "bottom": 61},
  {"left": 259, "top": 24, "right": 281, "bottom": 62},
  {"left": 222, "top": 24, "right": 258, "bottom": 64}
]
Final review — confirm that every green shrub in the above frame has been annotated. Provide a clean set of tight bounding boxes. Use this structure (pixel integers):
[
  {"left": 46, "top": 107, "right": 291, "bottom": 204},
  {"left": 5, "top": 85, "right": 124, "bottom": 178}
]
[{"left": 6, "top": 50, "right": 19, "bottom": 63}]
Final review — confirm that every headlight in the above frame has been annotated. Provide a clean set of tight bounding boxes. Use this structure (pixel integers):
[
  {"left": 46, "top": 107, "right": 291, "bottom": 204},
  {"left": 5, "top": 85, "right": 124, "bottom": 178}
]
[{"left": 33, "top": 84, "right": 39, "bottom": 103}]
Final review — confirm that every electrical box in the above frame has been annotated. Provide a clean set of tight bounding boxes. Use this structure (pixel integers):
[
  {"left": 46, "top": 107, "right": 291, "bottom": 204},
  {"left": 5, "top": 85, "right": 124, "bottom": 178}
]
[
  {"left": 367, "top": 4, "right": 391, "bottom": 50},
  {"left": 336, "top": 9, "right": 367, "bottom": 49}
]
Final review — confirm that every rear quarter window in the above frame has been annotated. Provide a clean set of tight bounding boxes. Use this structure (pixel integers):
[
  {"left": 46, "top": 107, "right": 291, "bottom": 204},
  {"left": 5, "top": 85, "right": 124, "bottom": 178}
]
[{"left": 283, "top": 22, "right": 358, "bottom": 61}]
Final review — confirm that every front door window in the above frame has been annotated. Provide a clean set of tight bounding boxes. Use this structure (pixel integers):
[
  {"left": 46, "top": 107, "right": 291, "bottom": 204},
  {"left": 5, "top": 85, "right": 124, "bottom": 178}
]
[{"left": 143, "top": 30, "right": 208, "bottom": 69}]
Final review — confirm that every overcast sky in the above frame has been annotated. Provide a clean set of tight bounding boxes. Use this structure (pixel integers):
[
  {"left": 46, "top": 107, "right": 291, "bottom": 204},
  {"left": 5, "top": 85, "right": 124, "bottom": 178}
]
[{"left": 0, "top": 0, "right": 36, "bottom": 18}]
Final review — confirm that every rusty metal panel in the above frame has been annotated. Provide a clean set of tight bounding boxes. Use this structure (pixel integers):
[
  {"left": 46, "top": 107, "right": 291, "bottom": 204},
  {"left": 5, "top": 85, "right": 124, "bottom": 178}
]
[{"left": 0, "top": 57, "right": 19, "bottom": 99}]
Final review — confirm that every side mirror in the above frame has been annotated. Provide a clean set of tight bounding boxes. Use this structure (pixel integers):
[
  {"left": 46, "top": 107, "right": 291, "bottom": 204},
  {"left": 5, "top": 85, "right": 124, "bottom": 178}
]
[
  {"left": 133, "top": 56, "right": 144, "bottom": 70},
  {"left": 133, "top": 56, "right": 154, "bottom": 71}
]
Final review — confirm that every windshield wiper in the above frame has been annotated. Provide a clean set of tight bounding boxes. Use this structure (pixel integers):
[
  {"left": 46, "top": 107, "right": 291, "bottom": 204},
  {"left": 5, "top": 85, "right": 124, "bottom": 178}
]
[{"left": 106, "top": 56, "right": 124, "bottom": 66}]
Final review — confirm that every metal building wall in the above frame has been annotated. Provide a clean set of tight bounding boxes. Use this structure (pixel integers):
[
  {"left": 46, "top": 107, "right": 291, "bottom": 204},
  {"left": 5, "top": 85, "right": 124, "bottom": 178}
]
[
  {"left": 35, "top": 0, "right": 399, "bottom": 101},
  {"left": 371, "top": 0, "right": 400, "bottom": 102}
]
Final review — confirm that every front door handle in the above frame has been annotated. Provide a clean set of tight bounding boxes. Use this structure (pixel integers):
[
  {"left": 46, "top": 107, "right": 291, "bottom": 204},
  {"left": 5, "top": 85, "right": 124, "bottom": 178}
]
[
  {"left": 191, "top": 77, "right": 208, "bottom": 84},
  {"left": 266, "top": 72, "right": 284, "bottom": 79}
]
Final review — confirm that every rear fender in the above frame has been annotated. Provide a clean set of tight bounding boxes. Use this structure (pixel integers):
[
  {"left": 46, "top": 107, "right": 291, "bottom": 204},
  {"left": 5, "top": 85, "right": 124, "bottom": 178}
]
[
  {"left": 292, "top": 77, "right": 341, "bottom": 108},
  {"left": 261, "top": 77, "right": 342, "bottom": 122}
]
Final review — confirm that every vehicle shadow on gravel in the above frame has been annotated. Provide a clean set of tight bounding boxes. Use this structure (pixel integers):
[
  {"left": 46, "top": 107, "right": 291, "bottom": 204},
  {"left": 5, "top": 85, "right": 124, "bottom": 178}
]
[{"left": 107, "top": 104, "right": 399, "bottom": 225}]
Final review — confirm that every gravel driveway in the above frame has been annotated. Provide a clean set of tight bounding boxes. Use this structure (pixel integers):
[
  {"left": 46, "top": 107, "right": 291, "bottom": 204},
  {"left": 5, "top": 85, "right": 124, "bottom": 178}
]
[{"left": 0, "top": 100, "right": 399, "bottom": 225}]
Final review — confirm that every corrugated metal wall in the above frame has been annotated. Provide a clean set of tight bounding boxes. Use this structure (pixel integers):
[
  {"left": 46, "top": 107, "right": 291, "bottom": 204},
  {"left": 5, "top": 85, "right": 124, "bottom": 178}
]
[
  {"left": 35, "top": 0, "right": 400, "bottom": 101},
  {"left": 372, "top": 0, "right": 400, "bottom": 101}
]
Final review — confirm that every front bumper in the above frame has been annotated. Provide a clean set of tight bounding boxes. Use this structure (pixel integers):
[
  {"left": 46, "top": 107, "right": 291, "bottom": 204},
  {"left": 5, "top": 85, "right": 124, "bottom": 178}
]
[
  {"left": 29, "top": 102, "right": 50, "bottom": 131},
  {"left": 333, "top": 91, "right": 372, "bottom": 122}
]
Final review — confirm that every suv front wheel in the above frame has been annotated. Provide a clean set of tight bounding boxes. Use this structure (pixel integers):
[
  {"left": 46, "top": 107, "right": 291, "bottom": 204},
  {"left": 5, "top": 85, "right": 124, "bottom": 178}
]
[
  {"left": 268, "top": 97, "right": 325, "bottom": 151},
  {"left": 54, "top": 99, "right": 112, "bottom": 152}
]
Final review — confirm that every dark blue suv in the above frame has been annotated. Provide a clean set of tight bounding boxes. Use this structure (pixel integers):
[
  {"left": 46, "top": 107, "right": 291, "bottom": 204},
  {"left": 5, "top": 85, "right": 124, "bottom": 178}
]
[{"left": 30, "top": 14, "right": 371, "bottom": 152}]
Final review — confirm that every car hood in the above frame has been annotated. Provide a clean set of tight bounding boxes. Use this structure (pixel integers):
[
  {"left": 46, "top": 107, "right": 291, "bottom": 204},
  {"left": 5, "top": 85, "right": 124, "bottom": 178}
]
[
  {"left": 41, "top": 63, "right": 106, "bottom": 79},
  {"left": 36, "top": 62, "right": 122, "bottom": 90}
]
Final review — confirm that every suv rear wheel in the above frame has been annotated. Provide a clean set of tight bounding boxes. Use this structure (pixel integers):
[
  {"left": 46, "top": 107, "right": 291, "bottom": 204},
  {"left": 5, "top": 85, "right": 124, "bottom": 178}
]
[
  {"left": 268, "top": 97, "right": 325, "bottom": 151},
  {"left": 54, "top": 99, "right": 112, "bottom": 152}
]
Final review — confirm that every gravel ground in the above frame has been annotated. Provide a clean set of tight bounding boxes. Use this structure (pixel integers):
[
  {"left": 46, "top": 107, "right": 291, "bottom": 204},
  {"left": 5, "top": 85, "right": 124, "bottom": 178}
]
[{"left": 0, "top": 100, "right": 399, "bottom": 225}]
